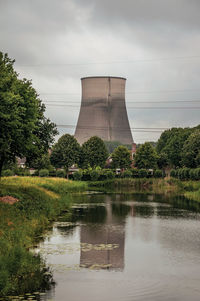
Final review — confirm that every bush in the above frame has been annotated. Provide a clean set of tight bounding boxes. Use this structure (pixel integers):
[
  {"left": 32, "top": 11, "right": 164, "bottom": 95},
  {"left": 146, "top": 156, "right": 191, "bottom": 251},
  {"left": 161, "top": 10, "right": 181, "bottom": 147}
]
[
  {"left": 138, "top": 169, "right": 148, "bottom": 178},
  {"left": 105, "top": 170, "right": 115, "bottom": 179},
  {"left": 81, "top": 169, "right": 91, "bottom": 181},
  {"left": 73, "top": 171, "right": 82, "bottom": 181},
  {"left": 122, "top": 170, "right": 132, "bottom": 178},
  {"left": 39, "top": 169, "right": 49, "bottom": 177},
  {"left": 56, "top": 169, "right": 66, "bottom": 178},
  {"left": 131, "top": 169, "right": 138, "bottom": 178},
  {"left": 24, "top": 169, "right": 30, "bottom": 176},
  {"left": 2, "top": 169, "right": 14, "bottom": 177},
  {"left": 154, "top": 169, "right": 163, "bottom": 178},
  {"left": 49, "top": 169, "right": 56, "bottom": 177},
  {"left": 90, "top": 170, "right": 100, "bottom": 181},
  {"left": 170, "top": 169, "right": 176, "bottom": 178}
]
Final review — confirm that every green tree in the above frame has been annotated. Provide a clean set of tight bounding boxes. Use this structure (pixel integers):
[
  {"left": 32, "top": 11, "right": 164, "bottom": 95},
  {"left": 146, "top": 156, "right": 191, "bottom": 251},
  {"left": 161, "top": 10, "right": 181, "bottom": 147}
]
[
  {"left": 134, "top": 142, "right": 158, "bottom": 169},
  {"left": 157, "top": 152, "right": 168, "bottom": 169},
  {"left": 0, "top": 52, "right": 57, "bottom": 176},
  {"left": 182, "top": 130, "right": 200, "bottom": 168},
  {"left": 104, "top": 140, "right": 131, "bottom": 153},
  {"left": 111, "top": 145, "right": 132, "bottom": 169},
  {"left": 156, "top": 127, "right": 192, "bottom": 167},
  {"left": 81, "top": 136, "right": 108, "bottom": 168},
  {"left": 29, "top": 153, "right": 52, "bottom": 170},
  {"left": 50, "top": 134, "right": 81, "bottom": 174}
]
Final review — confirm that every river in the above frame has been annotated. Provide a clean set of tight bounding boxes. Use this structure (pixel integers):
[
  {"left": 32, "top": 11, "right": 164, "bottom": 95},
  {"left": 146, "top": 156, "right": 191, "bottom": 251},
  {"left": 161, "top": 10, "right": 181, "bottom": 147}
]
[{"left": 35, "top": 193, "right": 200, "bottom": 301}]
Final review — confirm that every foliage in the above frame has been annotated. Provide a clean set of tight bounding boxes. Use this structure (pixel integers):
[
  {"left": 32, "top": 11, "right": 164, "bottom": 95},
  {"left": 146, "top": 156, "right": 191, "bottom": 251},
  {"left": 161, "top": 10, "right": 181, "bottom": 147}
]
[
  {"left": 39, "top": 169, "right": 49, "bottom": 177},
  {"left": 122, "top": 170, "right": 132, "bottom": 178},
  {"left": 134, "top": 142, "right": 158, "bottom": 169},
  {"left": 182, "top": 130, "right": 200, "bottom": 168},
  {"left": 0, "top": 177, "right": 88, "bottom": 296},
  {"left": 1, "top": 169, "right": 14, "bottom": 177},
  {"left": 170, "top": 168, "right": 200, "bottom": 181},
  {"left": 73, "top": 171, "right": 82, "bottom": 181},
  {"left": 154, "top": 169, "right": 163, "bottom": 178},
  {"left": 81, "top": 136, "right": 108, "bottom": 168},
  {"left": 157, "top": 152, "right": 168, "bottom": 169},
  {"left": 104, "top": 140, "right": 131, "bottom": 153},
  {"left": 90, "top": 169, "right": 100, "bottom": 181},
  {"left": 156, "top": 127, "right": 192, "bottom": 167},
  {"left": 104, "top": 170, "right": 115, "bottom": 179},
  {"left": 28, "top": 153, "right": 53, "bottom": 170},
  {"left": 111, "top": 145, "right": 132, "bottom": 169},
  {"left": 56, "top": 169, "right": 66, "bottom": 178},
  {"left": 0, "top": 52, "right": 58, "bottom": 176},
  {"left": 138, "top": 169, "right": 148, "bottom": 178},
  {"left": 50, "top": 134, "right": 81, "bottom": 173}
]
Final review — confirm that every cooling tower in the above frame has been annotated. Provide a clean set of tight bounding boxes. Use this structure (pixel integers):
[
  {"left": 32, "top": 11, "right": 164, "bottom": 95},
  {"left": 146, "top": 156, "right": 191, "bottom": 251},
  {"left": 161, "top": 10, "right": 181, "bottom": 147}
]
[{"left": 74, "top": 76, "right": 133, "bottom": 145}]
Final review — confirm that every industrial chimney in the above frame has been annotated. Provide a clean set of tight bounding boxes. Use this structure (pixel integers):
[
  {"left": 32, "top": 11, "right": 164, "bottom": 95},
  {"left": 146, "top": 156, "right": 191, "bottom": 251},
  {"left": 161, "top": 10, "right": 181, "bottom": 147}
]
[{"left": 74, "top": 76, "right": 133, "bottom": 145}]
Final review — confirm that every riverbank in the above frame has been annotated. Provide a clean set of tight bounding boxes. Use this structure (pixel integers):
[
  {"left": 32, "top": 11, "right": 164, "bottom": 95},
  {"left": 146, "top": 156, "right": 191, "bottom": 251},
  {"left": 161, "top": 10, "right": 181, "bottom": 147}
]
[
  {"left": 0, "top": 176, "right": 199, "bottom": 297},
  {"left": 0, "top": 177, "right": 87, "bottom": 297}
]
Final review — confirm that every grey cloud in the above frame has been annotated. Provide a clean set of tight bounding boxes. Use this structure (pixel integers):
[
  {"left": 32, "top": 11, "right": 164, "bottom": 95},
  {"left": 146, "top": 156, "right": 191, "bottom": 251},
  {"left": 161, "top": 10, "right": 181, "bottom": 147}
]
[{"left": 0, "top": 0, "right": 200, "bottom": 143}]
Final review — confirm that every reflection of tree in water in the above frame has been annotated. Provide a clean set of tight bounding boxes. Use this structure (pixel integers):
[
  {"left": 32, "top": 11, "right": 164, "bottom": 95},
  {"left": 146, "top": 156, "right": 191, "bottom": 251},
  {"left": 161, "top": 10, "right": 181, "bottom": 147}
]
[
  {"left": 112, "top": 203, "right": 130, "bottom": 218},
  {"left": 73, "top": 206, "right": 107, "bottom": 223},
  {"left": 133, "top": 204, "right": 155, "bottom": 217},
  {"left": 56, "top": 225, "right": 76, "bottom": 237}
]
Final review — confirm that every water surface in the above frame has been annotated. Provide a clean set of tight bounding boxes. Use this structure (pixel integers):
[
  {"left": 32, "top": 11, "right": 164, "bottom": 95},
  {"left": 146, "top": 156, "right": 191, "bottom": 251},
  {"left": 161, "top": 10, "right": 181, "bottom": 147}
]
[{"left": 37, "top": 193, "right": 200, "bottom": 301}]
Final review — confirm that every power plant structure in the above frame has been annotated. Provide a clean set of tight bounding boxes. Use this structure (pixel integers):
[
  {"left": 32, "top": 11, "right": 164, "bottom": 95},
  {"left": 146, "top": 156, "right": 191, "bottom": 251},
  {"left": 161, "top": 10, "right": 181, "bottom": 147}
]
[{"left": 74, "top": 76, "right": 133, "bottom": 145}]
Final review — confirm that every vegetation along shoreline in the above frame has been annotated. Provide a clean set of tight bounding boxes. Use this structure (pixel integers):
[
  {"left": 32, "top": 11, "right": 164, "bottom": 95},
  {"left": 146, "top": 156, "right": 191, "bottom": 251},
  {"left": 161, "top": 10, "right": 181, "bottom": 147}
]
[{"left": 0, "top": 176, "right": 200, "bottom": 297}]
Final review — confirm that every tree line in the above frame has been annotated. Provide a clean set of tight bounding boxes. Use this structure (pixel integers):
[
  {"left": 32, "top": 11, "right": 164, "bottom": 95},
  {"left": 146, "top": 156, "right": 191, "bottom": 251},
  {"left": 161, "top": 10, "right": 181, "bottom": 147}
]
[{"left": 1, "top": 52, "right": 200, "bottom": 178}]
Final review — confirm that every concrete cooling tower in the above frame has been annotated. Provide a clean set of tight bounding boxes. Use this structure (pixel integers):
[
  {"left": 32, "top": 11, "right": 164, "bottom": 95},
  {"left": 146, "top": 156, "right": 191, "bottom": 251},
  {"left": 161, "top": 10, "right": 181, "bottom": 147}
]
[{"left": 74, "top": 76, "right": 133, "bottom": 145}]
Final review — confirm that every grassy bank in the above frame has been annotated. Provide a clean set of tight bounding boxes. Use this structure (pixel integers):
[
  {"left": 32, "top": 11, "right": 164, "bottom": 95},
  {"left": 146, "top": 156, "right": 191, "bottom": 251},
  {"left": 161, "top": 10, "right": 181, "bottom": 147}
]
[
  {"left": 181, "top": 181, "right": 200, "bottom": 202},
  {"left": 0, "top": 176, "right": 199, "bottom": 297},
  {"left": 88, "top": 178, "right": 182, "bottom": 194},
  {"left": 89, "top": 178, "right": 200, "bottom": 202},
  {"left": 0, "top": 177, "right": 87, "bottom": 297}
]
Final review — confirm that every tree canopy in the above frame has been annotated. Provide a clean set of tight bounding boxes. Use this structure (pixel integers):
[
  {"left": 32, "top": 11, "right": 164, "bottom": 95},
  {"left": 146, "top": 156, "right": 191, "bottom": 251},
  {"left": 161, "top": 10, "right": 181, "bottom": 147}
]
[
  {"left": 81, "top": 136, "right": 108, "bottom": 168},
  {"left": 0, "top": 52, "right": 57, "bottom": 175},
  {"left": 134, "top": 142, "right": 158, "bottom": 169},
  {"left": 181, "top": 130, "right": 200, "bottom": 168},
  {"left": 156, "top": 126, "right": 200, "bottom": 168},
  {"left": 111, "top": 145, "right": 132, "bottom": 169},
  {"left": 50, "top": 134, "right": 81, "bottom": 172}
]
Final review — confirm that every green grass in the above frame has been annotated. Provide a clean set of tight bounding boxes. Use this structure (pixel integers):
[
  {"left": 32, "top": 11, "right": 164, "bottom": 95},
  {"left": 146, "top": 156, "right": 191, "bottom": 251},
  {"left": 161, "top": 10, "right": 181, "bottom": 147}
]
[
  {"left": 0, "top": 176, "right": 199, "bottom": 296},
  {"left": 88, "top": 178, "right": 182, "bottom": 194},
  {"left": 181, "top": 181, "right": 200, "bottom": 202},
  {"left": 0, "top": 177, "right": 88, "bottom": 297}
]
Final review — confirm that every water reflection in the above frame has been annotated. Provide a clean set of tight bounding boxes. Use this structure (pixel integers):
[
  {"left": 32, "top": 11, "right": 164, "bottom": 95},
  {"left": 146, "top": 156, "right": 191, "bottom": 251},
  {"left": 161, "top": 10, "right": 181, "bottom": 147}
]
[
  {"left": 36, "top": 193, "right": 200, "bottom": 301},
  {"left": 80, "top": 197, "right": 125, "bottom": 270}
]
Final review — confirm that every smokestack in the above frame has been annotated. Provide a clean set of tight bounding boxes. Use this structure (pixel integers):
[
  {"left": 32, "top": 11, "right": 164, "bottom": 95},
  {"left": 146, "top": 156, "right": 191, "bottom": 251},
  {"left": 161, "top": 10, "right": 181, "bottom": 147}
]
[{"left": 74, "top": 76, "right": 133, "bottom": 145}]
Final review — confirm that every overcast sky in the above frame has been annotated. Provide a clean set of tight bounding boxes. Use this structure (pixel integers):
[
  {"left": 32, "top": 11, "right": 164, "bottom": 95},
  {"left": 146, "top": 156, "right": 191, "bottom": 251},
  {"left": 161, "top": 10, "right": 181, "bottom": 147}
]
[{"left": 1, "top": 0, "right": 200, "bottom": 143}]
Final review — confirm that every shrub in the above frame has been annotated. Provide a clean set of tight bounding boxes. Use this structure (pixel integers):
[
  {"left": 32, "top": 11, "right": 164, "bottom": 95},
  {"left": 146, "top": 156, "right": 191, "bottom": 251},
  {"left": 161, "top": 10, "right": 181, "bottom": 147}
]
[
  {"left": 122, "top": 170, "right": 132, "bottom": 178},
  {"left": 24, "top": 169, "right": 30, "bottom": 176},
  {"left": 138, "top": 169, "right": 148, "bottom": 178},
  {"left": 56, "top": 169, "right": 66, "bottom": 178},
  {"left": 49, "top": 169, "right": 56, "bottom": 177},
  {"left": 105, "top": 170, "right": 115, "bottom": 179},
  {"left": 39, "top": 169, "right": 49, "bottom": 177},
  {"left": 189, "top": 169, "right": 196, "bottom": 180},
  {"left": 90, "top": 170, "right": 100, "bottom": 181},
  {"left": 170, "top": 169, "right": 176, "bottom": 178},
  {"left": 131, "top": 169, "right": 138, "bottom": 178},
  {"left": 73, "top": 171, "right": 82, "bottom": 181},
  {"left": 154, "top": 169, "right": 163, "bottom": 178},
  {"left": 81, "top": 169, "right": 91, "bottom": 181},
  {"left": 2, "top": 169, "right": 14, "bottom": 177}
]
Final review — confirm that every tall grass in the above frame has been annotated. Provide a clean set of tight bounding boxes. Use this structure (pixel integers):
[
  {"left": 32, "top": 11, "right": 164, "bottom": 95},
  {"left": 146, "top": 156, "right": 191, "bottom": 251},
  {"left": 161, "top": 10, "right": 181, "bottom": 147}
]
[
  {"left": 0, "top": 177, "right": 88, "bottom": 297},
  {"left": 88, "top": 178, "right": 182, "bottom": 194}
]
